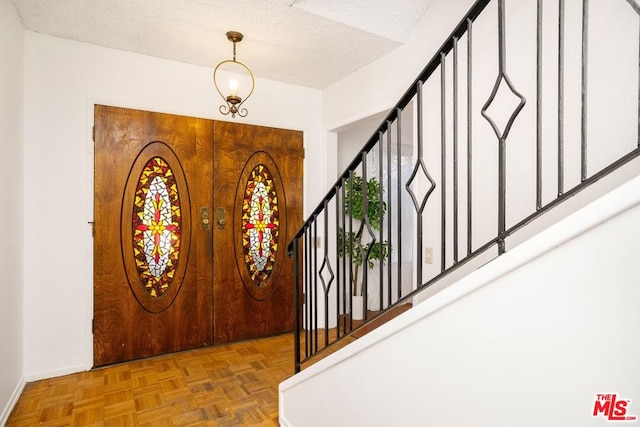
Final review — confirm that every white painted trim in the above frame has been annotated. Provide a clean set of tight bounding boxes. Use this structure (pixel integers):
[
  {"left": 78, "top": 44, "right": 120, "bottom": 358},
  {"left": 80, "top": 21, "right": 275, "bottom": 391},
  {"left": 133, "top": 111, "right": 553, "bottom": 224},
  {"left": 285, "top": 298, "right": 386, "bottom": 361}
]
[
  {"left": 0, "top": 376, "right": 26, "bottom": 426},
  {"left": 280, "top": 173, "right": 640, "bottom": 398},
  {"left": 278, "top": 399, "right": 293, "bottom": 427},
  {"left": 279, "top": 416, "right": 293, "bottom": 427},
  {"left": 24, "top": 364, "right": 87, "bottom": 384},
  {"left": 85, "top": 97, "right": 95, "bottom": 371}
]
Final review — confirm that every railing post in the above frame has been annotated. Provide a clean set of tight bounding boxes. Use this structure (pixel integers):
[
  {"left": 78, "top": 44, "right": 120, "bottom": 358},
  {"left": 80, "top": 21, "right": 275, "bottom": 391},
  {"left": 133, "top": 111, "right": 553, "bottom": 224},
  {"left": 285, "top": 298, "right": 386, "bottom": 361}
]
[
  {"left": 361, "top": 151, "right": 369, "bottom": 321},
  {"left": 293, "top": 237, "right": 301, "bottom": 373},
  {"left": 386, "top": 120, "right": 393, "bottom": 307},
  {"left": 313, "top": 219, "right": 318, "bottom": 353},
  {"left": 416, "top": 80, "right": 424, "bottom": 285},
  {"left": 581, "top": 0, "right": 589, "bottom": 182},
  {"left": 498, "top": 135, "right": 506, "bottom": 255},
  {"left": 536, "top": 0, "right": 543, "bottom": 211},
  {"left": 396, "top": 109, "right": 403, "bottom": 299},
  {"left": 467, "top": 18, "right": 474, "bottom": 255},
  {"left": 558, "top": 0, "right": 565, "bottom": 197},
  {"left": 497, "top": 0, "right": 507, "bottom": 255},
  {"left": 336, "top": 183, "right": 343, "bottom": 339},
  {"left": 348, "top": 171, "right": 354, "bottom": 331},
  {"left": 378, "top": 130, "right": 384, "bottom": 312},
  {"left": 441, "top": 52, "right": 447, "bottom": 270}
]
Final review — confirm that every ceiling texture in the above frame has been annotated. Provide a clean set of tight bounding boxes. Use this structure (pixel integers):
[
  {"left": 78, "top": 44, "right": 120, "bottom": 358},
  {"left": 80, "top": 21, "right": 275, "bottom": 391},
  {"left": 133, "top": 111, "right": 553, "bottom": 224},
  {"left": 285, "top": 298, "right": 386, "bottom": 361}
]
[{"left": 11, "top": 0, "right": 435, "bottom": 89}]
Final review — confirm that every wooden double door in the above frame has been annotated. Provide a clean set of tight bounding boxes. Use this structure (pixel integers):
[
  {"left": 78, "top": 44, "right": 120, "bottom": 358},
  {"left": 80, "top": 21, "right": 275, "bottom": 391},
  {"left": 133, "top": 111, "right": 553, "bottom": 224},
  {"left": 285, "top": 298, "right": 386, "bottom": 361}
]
[{"left": 93, "top": 105, "right": 303, "bottom": 366}]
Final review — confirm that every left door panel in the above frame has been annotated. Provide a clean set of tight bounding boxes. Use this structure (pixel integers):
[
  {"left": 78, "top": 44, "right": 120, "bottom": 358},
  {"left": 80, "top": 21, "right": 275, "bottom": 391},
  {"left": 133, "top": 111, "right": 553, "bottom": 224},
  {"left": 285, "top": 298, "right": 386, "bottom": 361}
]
[{"left": 94, "top": 105, "right": 213, "bottom": 366}]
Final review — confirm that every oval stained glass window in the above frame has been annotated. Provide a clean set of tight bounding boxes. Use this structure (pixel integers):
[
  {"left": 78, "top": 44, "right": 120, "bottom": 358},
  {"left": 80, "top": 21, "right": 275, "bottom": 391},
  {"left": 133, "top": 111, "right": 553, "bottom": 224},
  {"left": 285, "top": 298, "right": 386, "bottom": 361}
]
[
  {"left": 132, "top": 157, "right": 181, "bottom": 297},
  {"left": 242, "top": 164, "right": 279, "bottom": 286}
]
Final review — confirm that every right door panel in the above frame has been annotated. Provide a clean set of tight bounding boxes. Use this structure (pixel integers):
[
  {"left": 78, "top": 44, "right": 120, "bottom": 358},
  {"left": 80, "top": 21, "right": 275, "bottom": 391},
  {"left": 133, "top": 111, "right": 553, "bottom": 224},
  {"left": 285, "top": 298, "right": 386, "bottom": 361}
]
[{"left": 212, "top": 121, "right": 303, "bottom": 343}]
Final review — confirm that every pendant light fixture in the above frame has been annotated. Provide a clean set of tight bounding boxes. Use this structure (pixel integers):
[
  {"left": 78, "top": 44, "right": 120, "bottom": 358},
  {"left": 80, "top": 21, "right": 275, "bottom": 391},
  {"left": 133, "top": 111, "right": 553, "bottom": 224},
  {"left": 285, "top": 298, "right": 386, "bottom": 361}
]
[{"left": 213, "top": 31, "right": 255, "bottom": 118}]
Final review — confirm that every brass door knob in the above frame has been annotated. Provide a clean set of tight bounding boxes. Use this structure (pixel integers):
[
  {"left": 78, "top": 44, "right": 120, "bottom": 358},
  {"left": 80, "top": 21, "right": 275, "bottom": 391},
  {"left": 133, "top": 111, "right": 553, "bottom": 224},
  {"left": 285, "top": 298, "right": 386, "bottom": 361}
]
[
  {"left": 200, "top": 207, "right": 211, "bottom": 230},
  {"left": 216, "top": 207, "right": 226, "bottom": 229}
]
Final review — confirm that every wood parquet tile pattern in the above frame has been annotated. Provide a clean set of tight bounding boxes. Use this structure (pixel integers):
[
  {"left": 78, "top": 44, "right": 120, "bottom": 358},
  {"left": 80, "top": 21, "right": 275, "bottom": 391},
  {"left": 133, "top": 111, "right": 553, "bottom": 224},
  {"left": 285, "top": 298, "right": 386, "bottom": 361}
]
[
  {"left": 8, "top": 305, "right": 411, "bottom": 426},
  {"left": 7, "top": 334, "right": 295, "bottom": 427}
]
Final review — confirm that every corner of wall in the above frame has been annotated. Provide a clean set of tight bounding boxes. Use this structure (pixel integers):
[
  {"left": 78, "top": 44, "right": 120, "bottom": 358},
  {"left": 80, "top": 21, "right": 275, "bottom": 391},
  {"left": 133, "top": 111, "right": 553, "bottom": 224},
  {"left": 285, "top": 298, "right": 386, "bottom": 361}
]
[
  {"left": 0, "top": 377, "right": 26, "bottom": 425},
  {"left": 0, "top": 0, "right": 25, "bottom": 422}
]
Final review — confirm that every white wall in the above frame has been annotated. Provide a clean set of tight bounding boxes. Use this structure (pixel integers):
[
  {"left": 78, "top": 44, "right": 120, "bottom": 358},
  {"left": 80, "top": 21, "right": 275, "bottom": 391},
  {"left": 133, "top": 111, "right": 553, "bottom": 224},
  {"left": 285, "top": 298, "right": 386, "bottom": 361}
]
[
  {"left": 336, "top": 111, "right": 388, "bottom": 175},
  {"left": 322, "top": 0, "right": 476, "bottom": 130},
  {"left": 280, "top": 174, "right": 640, "bottom": 427},
  {"left": 0, "top": 0, "right": 25, "bottom": 422},
  {"left": 22, "top": 32, "right": 327, "bottom": 379}
]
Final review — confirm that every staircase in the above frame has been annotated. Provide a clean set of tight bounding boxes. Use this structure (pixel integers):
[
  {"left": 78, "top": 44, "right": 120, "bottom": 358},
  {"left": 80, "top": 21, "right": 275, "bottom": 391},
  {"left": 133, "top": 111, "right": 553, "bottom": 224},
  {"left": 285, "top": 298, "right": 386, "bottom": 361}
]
[
  {"left": 287, "top": 0, "right": 640, "bottom": 374},
  {"left": 281, "top": 174, "right": 640, "bottom": 426},
  {"left": 281, "top": 0, "right": 640, "bottom": 424}
]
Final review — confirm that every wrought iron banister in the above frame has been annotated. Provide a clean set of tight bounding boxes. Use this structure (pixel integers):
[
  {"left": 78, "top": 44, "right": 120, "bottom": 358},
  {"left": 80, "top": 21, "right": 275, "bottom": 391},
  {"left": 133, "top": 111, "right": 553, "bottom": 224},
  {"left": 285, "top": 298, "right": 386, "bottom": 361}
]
[{"left": 288, "top": 0, "right": 640, "bottom": 373}]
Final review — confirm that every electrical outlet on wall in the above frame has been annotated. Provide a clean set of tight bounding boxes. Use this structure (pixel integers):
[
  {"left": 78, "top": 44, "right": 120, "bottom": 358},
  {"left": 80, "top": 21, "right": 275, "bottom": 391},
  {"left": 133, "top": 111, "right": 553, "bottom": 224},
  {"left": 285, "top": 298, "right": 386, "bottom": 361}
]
[{"left": 424, "top": 247, "right": 433, "bottom": 264}]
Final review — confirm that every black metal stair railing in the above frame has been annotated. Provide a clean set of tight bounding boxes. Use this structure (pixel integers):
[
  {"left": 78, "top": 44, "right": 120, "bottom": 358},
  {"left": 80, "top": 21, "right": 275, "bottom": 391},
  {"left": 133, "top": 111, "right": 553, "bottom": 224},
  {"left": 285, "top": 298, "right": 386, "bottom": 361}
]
[{"left": 288, "top": 0, "right": 640, "bottom": 373}]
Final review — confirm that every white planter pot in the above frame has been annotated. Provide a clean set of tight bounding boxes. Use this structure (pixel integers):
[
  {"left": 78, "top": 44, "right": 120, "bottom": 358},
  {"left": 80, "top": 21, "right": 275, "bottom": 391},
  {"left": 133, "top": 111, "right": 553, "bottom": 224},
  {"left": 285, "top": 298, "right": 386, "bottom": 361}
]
[{"left": 352, "top": 295, "right": 364, "bottom": 320}]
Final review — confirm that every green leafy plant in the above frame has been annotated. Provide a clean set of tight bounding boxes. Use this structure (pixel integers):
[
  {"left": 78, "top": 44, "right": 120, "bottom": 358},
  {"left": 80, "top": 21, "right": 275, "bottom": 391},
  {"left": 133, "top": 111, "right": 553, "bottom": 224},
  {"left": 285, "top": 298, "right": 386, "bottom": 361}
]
[{"left": 339, "top": 175, "right": 390, "bottom": 296}]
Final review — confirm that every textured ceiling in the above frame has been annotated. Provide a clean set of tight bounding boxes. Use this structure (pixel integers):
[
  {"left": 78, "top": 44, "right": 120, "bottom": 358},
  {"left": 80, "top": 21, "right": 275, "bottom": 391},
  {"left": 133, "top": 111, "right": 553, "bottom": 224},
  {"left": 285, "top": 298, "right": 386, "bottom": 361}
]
[{"left": 12, "top": 0, "right": 434, "bottom": 89}]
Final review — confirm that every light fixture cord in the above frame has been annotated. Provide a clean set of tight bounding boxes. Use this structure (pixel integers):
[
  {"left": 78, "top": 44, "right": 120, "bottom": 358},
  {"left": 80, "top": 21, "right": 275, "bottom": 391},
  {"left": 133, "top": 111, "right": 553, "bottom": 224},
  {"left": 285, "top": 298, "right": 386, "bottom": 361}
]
[{"left": 233, "top": 41, "right": 237, "bottom": 62}]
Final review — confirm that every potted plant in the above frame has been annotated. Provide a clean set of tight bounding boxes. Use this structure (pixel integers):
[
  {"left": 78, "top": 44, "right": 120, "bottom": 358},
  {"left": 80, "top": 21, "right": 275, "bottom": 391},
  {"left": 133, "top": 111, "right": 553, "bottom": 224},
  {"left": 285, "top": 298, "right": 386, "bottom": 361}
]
[{"left": 339, "top": 175, "right": 390, "bottom": 320}]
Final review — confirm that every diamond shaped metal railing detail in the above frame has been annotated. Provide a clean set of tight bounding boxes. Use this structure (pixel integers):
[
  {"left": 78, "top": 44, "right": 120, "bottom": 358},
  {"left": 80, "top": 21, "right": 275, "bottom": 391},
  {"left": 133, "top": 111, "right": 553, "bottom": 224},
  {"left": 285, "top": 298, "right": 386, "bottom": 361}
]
[
  {"left": 481, "top": 73, "right": 526, "bottom": 141},
  {"left": 318, "top": 252, "right": 334, "bottom": 294},
  {"left": 405, "top": 158, "right": 436, "bottom": 215}
]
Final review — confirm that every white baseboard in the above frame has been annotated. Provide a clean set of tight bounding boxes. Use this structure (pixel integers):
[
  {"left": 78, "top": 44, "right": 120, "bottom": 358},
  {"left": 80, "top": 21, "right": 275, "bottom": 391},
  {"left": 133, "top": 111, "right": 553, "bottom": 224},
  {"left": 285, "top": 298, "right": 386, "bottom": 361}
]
[
  {"left": 24, "top": 364, "right": 86, "bottom": 383},
  {"left": 1, "top": 376, "right": 26, "bottom": 426},
  {"left": 0, "top": 365, "right": 86, "bottom": 424},
  {"left": 279, "top": 415, "right": 293, "bottom": 427}
]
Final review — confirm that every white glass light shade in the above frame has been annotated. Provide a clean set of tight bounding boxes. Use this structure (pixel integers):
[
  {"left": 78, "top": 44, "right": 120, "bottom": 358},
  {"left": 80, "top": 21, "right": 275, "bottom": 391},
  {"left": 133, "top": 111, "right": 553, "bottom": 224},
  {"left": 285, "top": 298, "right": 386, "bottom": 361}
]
[{"left": 213, "top": 60, "right": 255, "bottom": 118}]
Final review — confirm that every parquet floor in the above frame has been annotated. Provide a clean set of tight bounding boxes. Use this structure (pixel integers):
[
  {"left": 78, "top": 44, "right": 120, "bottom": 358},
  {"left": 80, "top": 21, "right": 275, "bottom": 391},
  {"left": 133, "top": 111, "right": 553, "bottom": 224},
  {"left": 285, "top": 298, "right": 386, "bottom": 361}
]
[
  {"left": 7, "top": 334, "right": 295, "bottom": 427},
  {"left": 7, "top": 304, "right": 411, "bottom": 426}
]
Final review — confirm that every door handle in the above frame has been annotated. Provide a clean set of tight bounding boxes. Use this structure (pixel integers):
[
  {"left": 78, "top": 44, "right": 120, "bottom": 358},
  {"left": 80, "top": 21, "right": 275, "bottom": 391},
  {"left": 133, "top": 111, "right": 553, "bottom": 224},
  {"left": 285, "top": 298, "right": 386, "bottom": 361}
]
[
  {"left": 216, "top": 207, "right": 226, "bottom": 229},
  {"left": 200, "top": 207, "right": 211, "bottom": 230}
]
